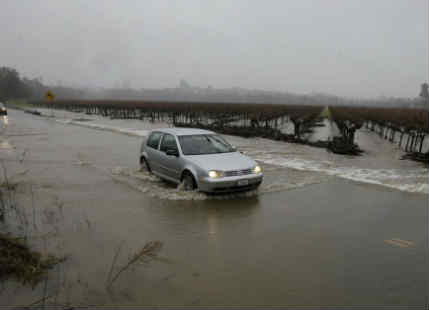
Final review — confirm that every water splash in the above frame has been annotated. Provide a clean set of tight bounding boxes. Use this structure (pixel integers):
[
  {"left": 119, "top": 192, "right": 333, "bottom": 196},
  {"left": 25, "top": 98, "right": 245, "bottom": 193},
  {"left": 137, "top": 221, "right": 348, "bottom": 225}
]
[{"left": 108, "top": 166, "right": 325, "bottom": 201}]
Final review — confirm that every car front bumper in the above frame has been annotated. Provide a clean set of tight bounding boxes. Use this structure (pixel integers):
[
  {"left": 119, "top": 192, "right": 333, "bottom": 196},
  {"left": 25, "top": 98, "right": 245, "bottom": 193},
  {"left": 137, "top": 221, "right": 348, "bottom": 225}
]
[{"left": 198, "top": 173, "right": 263, "bottom": 193}]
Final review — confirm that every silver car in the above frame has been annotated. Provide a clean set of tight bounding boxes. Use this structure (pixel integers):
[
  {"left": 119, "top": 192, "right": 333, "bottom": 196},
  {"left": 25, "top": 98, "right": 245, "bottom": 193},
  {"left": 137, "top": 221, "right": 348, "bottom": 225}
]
[{"left": 140, "top": 128, "right": 263, "bottom": 193}]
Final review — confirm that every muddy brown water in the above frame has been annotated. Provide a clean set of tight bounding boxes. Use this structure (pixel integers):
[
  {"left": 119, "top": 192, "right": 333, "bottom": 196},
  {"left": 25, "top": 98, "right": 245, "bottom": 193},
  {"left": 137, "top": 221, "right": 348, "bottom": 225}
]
[{"left": 0, "top": 109, "right": 427, "bottom": 307}]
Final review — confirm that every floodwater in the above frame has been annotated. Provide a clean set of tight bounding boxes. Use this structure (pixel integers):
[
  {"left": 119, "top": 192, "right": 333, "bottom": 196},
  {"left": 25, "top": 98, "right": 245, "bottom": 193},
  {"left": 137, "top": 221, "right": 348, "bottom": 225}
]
[{"left": 0, "top": 108, "right": 427, "bottom": 307}]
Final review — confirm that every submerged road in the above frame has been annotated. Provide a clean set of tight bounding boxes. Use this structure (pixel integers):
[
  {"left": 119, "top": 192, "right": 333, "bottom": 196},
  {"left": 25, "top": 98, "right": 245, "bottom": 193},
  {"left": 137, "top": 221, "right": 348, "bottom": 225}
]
[{"left": 0, "top": 108, "right": 427, "bottom": 307}]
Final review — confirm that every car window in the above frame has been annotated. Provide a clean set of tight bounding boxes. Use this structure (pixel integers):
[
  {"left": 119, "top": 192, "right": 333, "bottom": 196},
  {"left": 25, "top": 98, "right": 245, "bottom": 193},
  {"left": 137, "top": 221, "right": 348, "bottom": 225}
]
[
  {"left": 147, "top": 132, "right": 162, "bottom": 149},
  {"left": 160, "top": 134, "right": 178, "bottom": 152},
  {"left": 178, "top": 134, "right": 235, "bottom": 155}
]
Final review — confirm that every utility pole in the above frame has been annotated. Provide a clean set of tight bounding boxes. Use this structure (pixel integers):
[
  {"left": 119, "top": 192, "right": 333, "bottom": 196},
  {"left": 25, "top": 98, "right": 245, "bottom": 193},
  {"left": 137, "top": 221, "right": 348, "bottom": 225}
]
[
  {"left": 420, "top": 83, "right": 429, "bottom": 103},
  {"left": 419, "top": 83, "right": 429, "bottom": 129}
]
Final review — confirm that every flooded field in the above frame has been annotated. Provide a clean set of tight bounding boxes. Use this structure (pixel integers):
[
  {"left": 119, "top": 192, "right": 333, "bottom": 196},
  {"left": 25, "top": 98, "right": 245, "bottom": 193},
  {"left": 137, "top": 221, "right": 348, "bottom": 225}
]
[
  {"left": 0, "top": 108, "right": 427, "bottom": 307},
  {"left": 40, "top": 107, "right": 429, "bottom": 195}
]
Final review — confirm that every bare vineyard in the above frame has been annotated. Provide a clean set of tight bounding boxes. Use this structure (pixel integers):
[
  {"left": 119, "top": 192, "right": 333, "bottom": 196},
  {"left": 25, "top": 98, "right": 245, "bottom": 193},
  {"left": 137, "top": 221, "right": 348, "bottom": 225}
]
[
  {"left": 330, "top": 106, "right": 428, "bottom": 161},
  {"left": 30, "top": 100, "right": 324, "bottom": 141},
  {"left": 28, "top": 100, "right": 428, "bottom": 161}
]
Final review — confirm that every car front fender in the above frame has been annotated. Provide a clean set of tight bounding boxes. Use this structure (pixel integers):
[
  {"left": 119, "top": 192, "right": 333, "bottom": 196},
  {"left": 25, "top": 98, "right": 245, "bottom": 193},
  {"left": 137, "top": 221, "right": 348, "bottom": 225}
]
[{"left": 181, "top": 164, "right": 202, "bottom": 186}]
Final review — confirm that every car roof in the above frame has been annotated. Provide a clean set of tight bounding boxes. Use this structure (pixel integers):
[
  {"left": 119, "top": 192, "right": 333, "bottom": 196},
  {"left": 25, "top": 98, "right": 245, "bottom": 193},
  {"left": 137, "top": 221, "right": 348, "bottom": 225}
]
[{"left": 151, "top": 127, "right": 215, "bottom": 136}]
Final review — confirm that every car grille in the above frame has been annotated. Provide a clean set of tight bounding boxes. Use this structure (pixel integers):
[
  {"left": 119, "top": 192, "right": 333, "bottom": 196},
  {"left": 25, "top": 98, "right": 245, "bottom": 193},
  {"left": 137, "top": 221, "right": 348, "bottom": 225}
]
[
  {"left": 224, "top": 168, "right": 253, "bottom": 177},
  {"left": 213, "top": 180, "right": 262, "bottom": 193}
]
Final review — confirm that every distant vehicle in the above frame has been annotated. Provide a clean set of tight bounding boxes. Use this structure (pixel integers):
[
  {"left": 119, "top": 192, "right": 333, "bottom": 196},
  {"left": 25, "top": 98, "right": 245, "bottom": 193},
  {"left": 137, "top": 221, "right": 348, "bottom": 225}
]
[
  {"left": 0, "top": 103, "right": 7, "bottom": 116},
  {"left": 140, "top": 128, "right": 263, "bottom": 193}
]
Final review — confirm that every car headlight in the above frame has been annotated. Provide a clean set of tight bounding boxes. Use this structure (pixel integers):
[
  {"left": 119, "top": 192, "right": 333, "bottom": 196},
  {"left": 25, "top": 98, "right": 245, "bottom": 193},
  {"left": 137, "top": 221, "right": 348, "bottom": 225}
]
[
  {"left": 208, "top": 170, "right": 223, "bottom": 178},
  {"left": 253, "top": 165, "right": 262, "bottom": 174}
]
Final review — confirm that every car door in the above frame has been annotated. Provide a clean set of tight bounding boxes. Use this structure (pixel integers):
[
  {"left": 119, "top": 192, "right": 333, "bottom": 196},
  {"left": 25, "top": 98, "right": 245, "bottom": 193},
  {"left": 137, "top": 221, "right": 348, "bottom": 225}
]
[
  {"left": 158, "top": 133, "right": 181, "bottom": 181},
  {"left": 145, "top": 132, "right": 164, "bottom": 174}
]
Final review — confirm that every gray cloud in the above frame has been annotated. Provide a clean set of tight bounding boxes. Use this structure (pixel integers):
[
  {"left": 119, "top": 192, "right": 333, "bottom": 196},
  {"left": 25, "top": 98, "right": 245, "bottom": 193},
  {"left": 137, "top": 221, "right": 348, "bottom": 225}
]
[{"left": 1, "top": 0, "right": 427, "bottom": 97}]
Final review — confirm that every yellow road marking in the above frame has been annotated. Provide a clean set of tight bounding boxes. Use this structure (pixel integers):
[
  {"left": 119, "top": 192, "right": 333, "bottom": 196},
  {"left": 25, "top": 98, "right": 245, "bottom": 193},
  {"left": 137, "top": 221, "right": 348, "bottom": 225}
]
[
  {"left": 384, "top": 238, "right": 414, "bottom": 248},
  {"left": 391, "top": 238, "right": 414, "bottom": 246}
]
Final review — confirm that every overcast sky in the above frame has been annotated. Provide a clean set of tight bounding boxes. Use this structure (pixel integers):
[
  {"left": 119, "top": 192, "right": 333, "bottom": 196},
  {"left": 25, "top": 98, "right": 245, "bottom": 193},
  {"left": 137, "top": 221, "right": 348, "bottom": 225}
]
[{"left": 1, "top": 0, "right": 427, "bottom": 98}]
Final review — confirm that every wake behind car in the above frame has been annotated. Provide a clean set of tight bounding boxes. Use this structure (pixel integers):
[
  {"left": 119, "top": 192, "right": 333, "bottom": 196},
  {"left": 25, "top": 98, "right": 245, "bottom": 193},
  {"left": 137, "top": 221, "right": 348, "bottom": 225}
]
[{"left": 140, "top": 128, "right": 263, "bottom": 193}]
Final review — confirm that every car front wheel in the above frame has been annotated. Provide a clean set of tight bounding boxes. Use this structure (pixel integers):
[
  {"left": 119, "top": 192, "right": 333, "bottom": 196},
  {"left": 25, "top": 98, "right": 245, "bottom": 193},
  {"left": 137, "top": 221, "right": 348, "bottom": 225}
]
[{"left": 182, "top": 172, "right": 196, "bottom": 191}]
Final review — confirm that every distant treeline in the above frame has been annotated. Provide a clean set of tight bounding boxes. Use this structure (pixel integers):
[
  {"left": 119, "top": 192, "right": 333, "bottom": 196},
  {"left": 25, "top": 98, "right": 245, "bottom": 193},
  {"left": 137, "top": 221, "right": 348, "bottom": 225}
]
[
  {"left": 0, "top": 66, "right": 85, "bottom": 102},
  {"left": 1, "top": 66, "right": 427, "bottom": 108},
  {"left": 84, "top": 88, "right": 426, "bottom": 108}
]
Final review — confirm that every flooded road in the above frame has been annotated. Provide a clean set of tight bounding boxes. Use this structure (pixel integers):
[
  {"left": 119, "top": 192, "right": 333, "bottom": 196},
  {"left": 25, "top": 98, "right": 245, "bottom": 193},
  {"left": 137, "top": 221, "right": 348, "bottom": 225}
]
[{"left": 0, "top": 108, "right": 427, "bottom": 307}]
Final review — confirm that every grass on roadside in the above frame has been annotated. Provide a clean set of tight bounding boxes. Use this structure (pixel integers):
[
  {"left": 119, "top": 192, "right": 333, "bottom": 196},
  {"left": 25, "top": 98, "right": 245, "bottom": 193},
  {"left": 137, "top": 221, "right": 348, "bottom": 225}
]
[
  {"left": 0, "top": 162, "right": 66, "bottom": 288},
  {"left": 0, "top": 232, "right": 65, "bottom": 287}
]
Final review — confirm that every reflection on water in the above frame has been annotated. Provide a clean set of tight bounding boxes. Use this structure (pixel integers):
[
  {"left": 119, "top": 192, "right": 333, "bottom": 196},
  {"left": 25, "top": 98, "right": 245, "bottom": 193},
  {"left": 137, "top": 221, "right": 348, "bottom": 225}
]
[
  {"left": 0, "top": 116, "right": 12, "bottom": 151},
  {"left": 208, "top": 212, "right": 217, "bottom": 236},
  {"left": 0, "top": 140, "right": 13, "bottom": 150}
]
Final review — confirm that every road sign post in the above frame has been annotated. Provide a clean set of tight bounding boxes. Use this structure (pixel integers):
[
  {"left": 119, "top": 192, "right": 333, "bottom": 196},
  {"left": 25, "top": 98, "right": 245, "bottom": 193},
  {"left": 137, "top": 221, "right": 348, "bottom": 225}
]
[{"left": 45, "top": 91, "right": 55, "bottom": 117}]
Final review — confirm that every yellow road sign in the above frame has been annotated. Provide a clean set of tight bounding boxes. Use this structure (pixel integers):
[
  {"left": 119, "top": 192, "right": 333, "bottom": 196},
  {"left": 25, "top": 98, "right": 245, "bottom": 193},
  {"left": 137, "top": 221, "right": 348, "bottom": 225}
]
[{"left": 45, "top": 91, "right": 55, "bottom": 101}]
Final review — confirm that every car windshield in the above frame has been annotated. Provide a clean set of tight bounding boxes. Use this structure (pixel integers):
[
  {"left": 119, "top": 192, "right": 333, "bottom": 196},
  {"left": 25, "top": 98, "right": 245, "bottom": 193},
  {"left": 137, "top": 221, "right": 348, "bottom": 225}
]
[{"left": 178, "top": 134, "right": 235, "bottom": 155}]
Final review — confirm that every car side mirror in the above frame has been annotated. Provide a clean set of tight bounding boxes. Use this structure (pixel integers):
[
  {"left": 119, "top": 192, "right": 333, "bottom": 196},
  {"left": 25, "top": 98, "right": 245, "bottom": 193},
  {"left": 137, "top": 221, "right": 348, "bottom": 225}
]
[{"left": 166, "top": 149, "right": 179, "bottom": 157}]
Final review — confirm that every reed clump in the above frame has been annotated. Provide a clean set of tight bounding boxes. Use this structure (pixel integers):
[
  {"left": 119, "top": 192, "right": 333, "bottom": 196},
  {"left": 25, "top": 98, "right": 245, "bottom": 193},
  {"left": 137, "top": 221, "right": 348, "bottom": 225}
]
[{"left": 0, "top": 232, "right": 65, "bottom": 287}]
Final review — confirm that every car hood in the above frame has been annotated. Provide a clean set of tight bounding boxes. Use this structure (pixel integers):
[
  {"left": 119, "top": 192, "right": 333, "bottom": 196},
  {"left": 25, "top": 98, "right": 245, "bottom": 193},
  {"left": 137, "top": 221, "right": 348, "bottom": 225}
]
[{"left": 186, "top": 152, "right": 257, "bottom": 171}]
